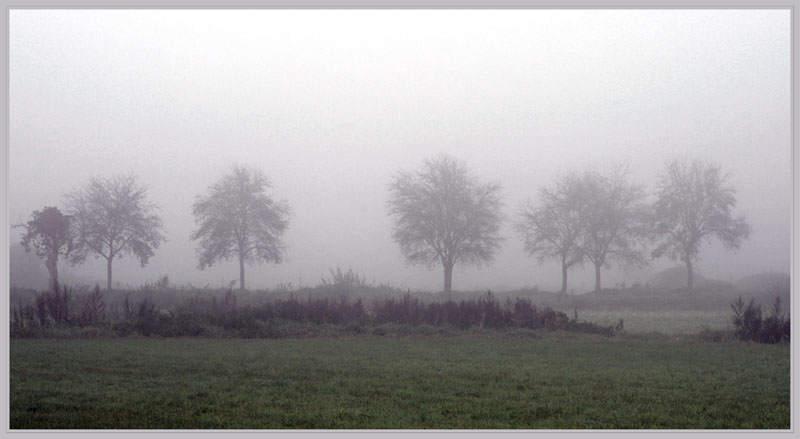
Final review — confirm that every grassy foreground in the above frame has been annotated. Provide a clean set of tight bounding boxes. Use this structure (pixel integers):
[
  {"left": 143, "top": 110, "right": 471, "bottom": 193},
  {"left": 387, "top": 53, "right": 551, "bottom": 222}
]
[
  {"left": 575, "top": 310, "right": 731, "bottom": 334},
  {"left": 11, "top": 334, "right": 789, "bottom": 429}
]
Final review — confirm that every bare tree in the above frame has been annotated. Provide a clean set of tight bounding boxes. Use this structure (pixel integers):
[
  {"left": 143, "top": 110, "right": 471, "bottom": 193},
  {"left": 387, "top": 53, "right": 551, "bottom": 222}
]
[
  {"left": 651, "top": 159, "right": 750, "bottom": 292},
  {"left": 387, "top": 155, "right": 503, "bottom": 295},
  {"left": 516, "top": 172, "right": 587, "bottom": 295},
  {"left": 191, "top": 164, "right": 290, "bottom": 291},
  {"left": 65, "top": 174, "right": 165, "bottom": 290},
  {"left": 576, "top": 168, "right": 648, "bottom": 293},
  {"left": 16, "top": 206, "right": 74, "bottom": 289}
]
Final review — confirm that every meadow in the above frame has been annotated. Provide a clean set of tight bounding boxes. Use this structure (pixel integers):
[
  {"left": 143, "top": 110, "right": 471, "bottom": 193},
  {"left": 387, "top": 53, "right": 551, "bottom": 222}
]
[
  {"left": 9, "top": 278, "right": 791, "bottom": 430},
  {"left": 10, "top": 333, "right": 789, "bottom": 429},
  {"left": 575, "top": 310, "right": 731, "bottom": 334}
]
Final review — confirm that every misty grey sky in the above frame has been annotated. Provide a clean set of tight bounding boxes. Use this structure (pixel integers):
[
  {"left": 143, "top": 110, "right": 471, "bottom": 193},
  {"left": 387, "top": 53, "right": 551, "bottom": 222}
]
[{"left": 9, "top": 9, "right": 790, "bottom": 292}]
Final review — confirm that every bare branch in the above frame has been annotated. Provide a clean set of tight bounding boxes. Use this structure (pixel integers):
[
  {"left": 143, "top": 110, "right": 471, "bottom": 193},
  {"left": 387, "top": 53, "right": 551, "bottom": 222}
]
[
  {"left": 190, "top": 164, "right": 290, "bottom": 290},
  {"left": 649, "top": 159, "right": 750, "bottom": 290},
  {"left": 64, "top": 174, "right": 165, "bottom": 289},
  {"left": 387, "top": 154, "right": 503, "bottom": 293}
]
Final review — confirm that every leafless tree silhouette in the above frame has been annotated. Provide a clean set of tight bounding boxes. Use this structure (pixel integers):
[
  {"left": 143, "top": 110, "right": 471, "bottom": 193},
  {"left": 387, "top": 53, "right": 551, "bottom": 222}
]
[
  {"left": 576, "top": 167, "right": 649, "bottom": 292},
  {"left": 66, "top": 174, "right": 165, "bottom": 290},
  {"left": 388, "top": 155, "right": 503, "bottom": 295},
  {"left": 516, "top": 172, "right": 586, "bottom": 295},
  {"left": 191, "top": 164, "right": 290, "bottom": 290},
  {"left": 651, "top": 159, "right": 750, "bottom": 292}
]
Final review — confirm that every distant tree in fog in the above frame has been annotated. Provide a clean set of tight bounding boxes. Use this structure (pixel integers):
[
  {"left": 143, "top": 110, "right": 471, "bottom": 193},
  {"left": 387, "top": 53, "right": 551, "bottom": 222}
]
[
  {"left": 387, "top": 155, "right": 503, "bottom": 295},
  {"left": 650, "top": 159, "right": 750, "bottom": 292},
  {"left": 191, "top": 165, "right": 290, "bottom": 291},
  {"left": 65, "top": 174, "right": 165, "bottom": 291},
  {"left": 16, "top": 206, "right": 74, "bottom": 289},
  {"left": 516, "top": 172, "right": 586, "bottom": 295},
  {"left": 576, "top": 168, "right": 649, "bottom": 293}
]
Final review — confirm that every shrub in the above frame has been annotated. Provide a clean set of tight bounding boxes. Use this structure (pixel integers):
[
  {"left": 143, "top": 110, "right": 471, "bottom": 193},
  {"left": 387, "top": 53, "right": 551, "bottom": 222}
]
[
  {"left": 31, "top": 282, "right": 73, "bottom": 326},
  {"left": 139, "top": 275, "right": 172, "bottom": 293},
  {"left": 125, "top": 297, "right": 159, "bottom": 336},
  {"left": 210, "top": 287, "right": 237, "bottom": 320},
  {"left": 173, "top": 312, "right": 208, "bottom": 337},
  {"left": 77, "top": 284, "right": 106, "bottom": 327},
  {"left": 731, "top": 295, "right": 789, "bottom": 343},
  {"left": 10, "top": 287, "right": 614, "bottom": 339},
  {"left": 731, "top": 296, "right": 761, "bottom": 341},
  {"left": 372, "top": 292, "right": 578, "bottom": 332},
  {"left": 320, "top": 267, "right": 369, "bottom": 289},
  {"left": 319, "top": 267, "right": 370, "bottom": 299},
  {"left": 761, "top": 295, "right": 790, "bottom": 344},
  {"left": 11, "top": 299, "right": 37, "bottom": 334}
]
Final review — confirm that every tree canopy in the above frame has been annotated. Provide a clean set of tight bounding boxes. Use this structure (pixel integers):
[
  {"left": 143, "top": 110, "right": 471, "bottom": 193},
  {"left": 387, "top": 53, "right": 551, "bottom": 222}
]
[
  {"left": 650, "top": 159, "right": 750, "bottom": 291},
  {"left": 516, "top": 172, "right": 587, "bottom": 295},
  {"left": 576, "top": 168, "right": 648, "bottom": 292},
  {"left": 65, "top": 174, "right": 165, "bottom": 290},
  {"left": 17, "top": 206, "right": 74, "bottom": 289},
  {"left": 191, "top": 164, "right": 290, "bottom": 290},
  {"left": 387, "top": 154, "right": 503, "bottom": 294}
]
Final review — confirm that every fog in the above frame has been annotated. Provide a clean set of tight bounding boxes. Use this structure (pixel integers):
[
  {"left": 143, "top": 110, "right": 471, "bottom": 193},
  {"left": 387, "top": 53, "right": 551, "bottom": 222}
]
[{"left": 8, "top": 9, "right": 790, "bottom": 293}]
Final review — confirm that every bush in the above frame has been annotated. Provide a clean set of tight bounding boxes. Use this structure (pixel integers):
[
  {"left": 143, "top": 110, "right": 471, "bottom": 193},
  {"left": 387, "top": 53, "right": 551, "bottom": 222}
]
[
  {"left": 31, "top": 282, "right": 73, "bottom": 326},
  {"left": 371, "top": 292, "right": 583, "bottom": 332},
  {"left": 731, "top": 295, "right": 789, "bottom": 343},
  {"left": 77, "top": 284, "right": 106, "bottom": 327},
  {"left": 11, "top": 299, "right": 36, "bottom": 330},
  {"left": 10, "top": 286, "right": 615, "bottom": 339},
  {"left": 762, "top": 295, "right": 790, "bottom": 343}
]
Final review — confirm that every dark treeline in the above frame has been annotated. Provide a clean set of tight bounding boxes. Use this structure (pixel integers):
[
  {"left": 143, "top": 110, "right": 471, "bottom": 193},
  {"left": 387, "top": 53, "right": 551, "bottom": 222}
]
[
  {"left": 11, "top": 283, "right": 622, "bottom": 339},
  {"left": 9, "top": 269, "right": 789, "bottom": 343}
]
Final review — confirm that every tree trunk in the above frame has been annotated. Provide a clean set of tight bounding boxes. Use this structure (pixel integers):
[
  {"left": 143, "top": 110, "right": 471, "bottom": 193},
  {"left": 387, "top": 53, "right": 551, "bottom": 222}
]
[
  {"left": 686, "top": 259, "right": 694, "bottom": 292},
  {"left": 594, "top": 263, "right": 602, "bottom": 293},
  {"left": 106, "top": 257, "right": 113, "bottom": 291},
  {"left": 239, "top": 255, "right": 246, "bottom": 291},
  {"left": 443, "top": 263, "right": 453, "bottom": 296},
  {"left": 45, "top": 255, "right": 58, "bottom": 290},
  {"left": 561, "top": 262, "right": 568, "bottom": 296}
]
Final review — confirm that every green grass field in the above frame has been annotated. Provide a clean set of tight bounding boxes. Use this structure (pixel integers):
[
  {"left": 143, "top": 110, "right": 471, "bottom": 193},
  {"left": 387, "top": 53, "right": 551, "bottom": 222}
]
[
  {"left": 575, "top": 310, "right": 732, "bottom": 334},
  {"left": 10, "top": 334, "right": 789, "bottom": 429}
]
